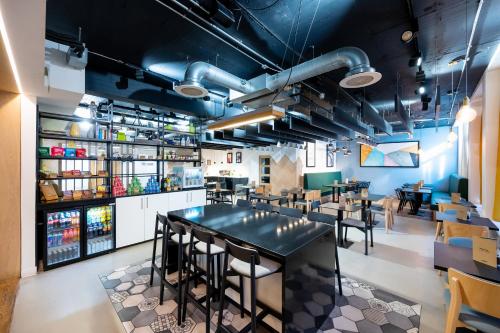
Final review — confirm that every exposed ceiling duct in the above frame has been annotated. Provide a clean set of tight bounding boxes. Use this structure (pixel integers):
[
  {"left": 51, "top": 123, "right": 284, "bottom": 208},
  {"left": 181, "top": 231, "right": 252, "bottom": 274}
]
[
  {"left": 361, "top": 100, "right": 393, "bottom": 135},
  {"left": 310, "top": 111, "right": 354, "bottom": 139},
  {"left": 394, "top": 94, "right": 414, "bottom": 134},
  {"left": 174, "top": 47, "right": 381, "bottom": 103}
]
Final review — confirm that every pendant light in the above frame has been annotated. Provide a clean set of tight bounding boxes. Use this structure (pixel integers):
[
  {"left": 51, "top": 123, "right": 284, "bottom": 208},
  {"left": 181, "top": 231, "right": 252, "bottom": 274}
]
[{"left": 456, "top": 0, "right": 477, "bottom": 125}]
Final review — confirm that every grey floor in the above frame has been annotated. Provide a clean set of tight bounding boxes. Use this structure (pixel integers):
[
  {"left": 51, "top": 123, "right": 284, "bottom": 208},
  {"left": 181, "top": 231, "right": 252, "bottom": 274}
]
[{"left": 10, "top": 212, "right": 446, "bottom": 333}]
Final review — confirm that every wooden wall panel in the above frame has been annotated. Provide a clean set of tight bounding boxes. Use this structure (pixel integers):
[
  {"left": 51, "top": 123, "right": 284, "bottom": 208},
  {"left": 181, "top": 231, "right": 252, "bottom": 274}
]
[
  {"left": 270, "top": 155, "right": 301, "bottom": 194},
  {"left": 0, "top": 91, "right": 21, "bottom": 280}
]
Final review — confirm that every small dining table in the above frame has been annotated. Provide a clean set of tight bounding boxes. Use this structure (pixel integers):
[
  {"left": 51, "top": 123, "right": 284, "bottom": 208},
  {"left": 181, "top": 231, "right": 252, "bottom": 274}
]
[
  {"left": 435, "top": 211, "right": 499, "bottom": 231},
  {"left": 321, "top": 202, "right": 363, "bottom": 247},
  {"left": 323, "top": 182, "right": 359, "bottom": 203},
  {"left": 345, "top": 193, "right": 385, "bottom": 208},
  {"left": 401, "top": 186, "right": 432, "bottom": 214},
  {"left": 434, "top": 242, "right": 500, "bottom": 283},
  {"left": 249, "top": 193, "right": 286, "bottom": 204},
  {"left": 206, "top": 188, "right": 233, "bottom": 203},
  {"left": 434, "top": 197, "right": 477, "bottom": 209}
]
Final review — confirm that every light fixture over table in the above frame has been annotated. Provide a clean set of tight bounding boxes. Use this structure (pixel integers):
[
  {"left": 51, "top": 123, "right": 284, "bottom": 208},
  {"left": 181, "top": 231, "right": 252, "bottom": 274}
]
[{"left": 207, "top": 105, "right": 285, "bottom": 131}]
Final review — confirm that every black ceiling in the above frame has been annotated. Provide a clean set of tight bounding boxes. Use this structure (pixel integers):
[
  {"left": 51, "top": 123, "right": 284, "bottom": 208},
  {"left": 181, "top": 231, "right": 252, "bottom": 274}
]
[{"left": 46, "top": 0, "right": 500, "bottom": 128}]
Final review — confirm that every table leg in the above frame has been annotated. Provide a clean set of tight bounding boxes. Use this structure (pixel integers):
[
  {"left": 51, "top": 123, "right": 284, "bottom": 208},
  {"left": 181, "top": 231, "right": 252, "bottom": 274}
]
[{"left": 338, "top": 210, "right": 343, "bottom": 247}]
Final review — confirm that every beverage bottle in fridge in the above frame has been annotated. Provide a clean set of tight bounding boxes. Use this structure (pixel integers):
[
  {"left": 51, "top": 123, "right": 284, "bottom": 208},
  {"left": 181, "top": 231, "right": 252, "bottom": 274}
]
[
  {"left": 62, "top": 229, "right": 68, "bottom": 244},
  {"left": 75, "top": 227, "right": 80, "bottom": 241},
  {"left": 68, "top": 228, "right": 74, "bottom": 243},
  {"left": 48, "top": 233, "right": 53, "bottom": 248},
  {"left": 58, "top": 232, "right": 63, "bottom": 246}
]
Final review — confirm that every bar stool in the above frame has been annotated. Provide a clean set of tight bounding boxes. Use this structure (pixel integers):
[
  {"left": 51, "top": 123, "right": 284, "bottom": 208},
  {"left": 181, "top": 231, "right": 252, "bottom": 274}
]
[
  {"left": 149, "top": 213, "right": 168, "bottom": 287},
  {"left": 182, "top": 227, "right": 224, "bottom": 333},
  {"left": 217, "top": 240, "right": 281, "bottom": 333},
  {"left": 163, "top": 219, "right": 197, "bottom": 325}
]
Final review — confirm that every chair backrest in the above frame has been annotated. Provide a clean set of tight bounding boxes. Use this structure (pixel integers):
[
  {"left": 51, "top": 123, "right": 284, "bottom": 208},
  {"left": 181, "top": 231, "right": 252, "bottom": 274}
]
[
  {"left": 157, "top": 212, "right": 168, "bottom": 226},
  {"left": 279, "top": 206, "right": 302, "bottom": 218},
  {"left": 225, "top": 239, "right": 260, "bottom": 265},
  {"left": 167, "top": 218, "right": 186, "bottom": 235},
  {"left": 280, "top": 189, "right": 289, "bottom": 196},
  {"left": 313, "top": 189, "right": 321, "bottom": 201},
  {"left": 383, "top": 197, "right": 394, "bottom": 210},
  {"left": 307, "top": 211, "right": 336, "bottom": 226},
  {"left": 236, "top": 199, "right": 252, "bottom": 208},
  {"left": 311, "top": 200, "right": 321, "bottom": 211},
  {"left": 255, "top": 186, "right": 264, "bottom": 194},
  {"left": 235, "top": 184, "right": 245, "bottom": 194},
  {"left": 395, "top": 188, "right": 404, "bottom": 200},
  {"left": 304, "top": 191, "right": 315, "bottom": 201},
  {"left": 443, "top": 221, "right": 488, "bottom": 244},
  {"left": 278, "top": 197, "right": 288, "bottom": 206},
  {"left": 191, "top": 227, "right": 214, "bottom": 244},
  {"left": 445, "top": 268, "right": 500, "bottom": 333},
  {"left": 255, "top": 202, "right": 273, "bottom": 212},
  {"left": 438, "top": 203, "right": 468, "bottom": 215}
]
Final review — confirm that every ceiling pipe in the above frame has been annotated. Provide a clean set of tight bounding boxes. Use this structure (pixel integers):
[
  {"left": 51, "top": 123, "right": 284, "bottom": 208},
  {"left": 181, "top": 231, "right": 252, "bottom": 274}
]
[
  {"left": 361, "top": 100, "right": 393, "bottom": 135},
  {"left": 175, "top": 46, "right": 381, "bottom": 99}
]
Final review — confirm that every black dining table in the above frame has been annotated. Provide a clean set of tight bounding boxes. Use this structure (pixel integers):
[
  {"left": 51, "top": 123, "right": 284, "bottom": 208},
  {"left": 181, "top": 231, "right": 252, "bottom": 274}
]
[
  {"left": 436, "top": 211, "right": 499, "bottom": 231},
  {"left": 168, "top": 204, "right": 337, "bottom": 332},
  {"left": 249, "top": 193, "right": 285, "bottom": 203},
  {"left": 434, "top": 242, "right": 500, "bottom": 283},
  {"left": 345, "top": 193, "right": 385, "bottom": 208},
  {"left": 323, "top": 182, "right": 358, "bottom": 203},
  {"left": 402, "top": 187, "right": 432, "bottom": 214}
]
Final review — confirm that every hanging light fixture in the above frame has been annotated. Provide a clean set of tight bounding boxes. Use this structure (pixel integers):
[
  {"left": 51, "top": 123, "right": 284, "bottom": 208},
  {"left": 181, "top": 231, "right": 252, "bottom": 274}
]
[{"left": 455, "top": 0, "right": 477, "bottom": 125}]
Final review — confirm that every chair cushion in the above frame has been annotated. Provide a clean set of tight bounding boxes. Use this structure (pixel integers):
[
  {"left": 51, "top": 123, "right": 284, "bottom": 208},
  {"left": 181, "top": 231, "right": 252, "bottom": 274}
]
[
  {"left": 195, "top": 241, "right": 224, "bottom": 254},
  {"left": 230, "top": 258, "right": 281, "bottom": 278},
  {"left": 448, "top": 237, "right": 473, "bottom": 248},
  {"left": 341, "top": 218, "right": 366, "bottom": 228},
  {"left": 459, "top": 312, "right": 500, "bottom": 333},
  {"left": 171, "top": 233, "right": 196, "bottom": 245}
]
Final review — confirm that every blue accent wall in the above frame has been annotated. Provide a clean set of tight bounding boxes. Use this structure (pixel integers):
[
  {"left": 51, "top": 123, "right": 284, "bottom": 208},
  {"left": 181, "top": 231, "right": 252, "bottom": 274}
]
[{"left": 336, "top": 127, "right": 458, "bottom": 195}]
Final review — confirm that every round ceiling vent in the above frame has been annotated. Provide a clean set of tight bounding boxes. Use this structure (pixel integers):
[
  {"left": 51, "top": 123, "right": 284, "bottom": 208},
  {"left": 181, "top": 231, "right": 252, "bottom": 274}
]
[
  {"left": 173, "top": 82, "right": 208, "bottom": 98},
  {"left": 339, "top": 71, "right": 382, "bottom": 89}
]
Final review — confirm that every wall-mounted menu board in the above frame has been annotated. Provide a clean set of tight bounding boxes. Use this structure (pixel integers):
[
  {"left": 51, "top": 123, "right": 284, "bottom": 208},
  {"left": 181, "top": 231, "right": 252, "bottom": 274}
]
[{"left": 360, "top": 141, "right": 419, "bottom": 168}]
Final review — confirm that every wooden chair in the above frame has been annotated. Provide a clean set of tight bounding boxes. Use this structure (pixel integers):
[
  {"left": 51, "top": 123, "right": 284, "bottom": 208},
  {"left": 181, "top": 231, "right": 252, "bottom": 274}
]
[
  {"left": 294, "top": 190, "right": 320, "bottom": 213},
  {"left": 373, "top": 197, "right": 395, "bottom": 233},
  {"left": 443, "top": 221, "right": 488, "bottom": 245},
  {"left": 436, "top": 203, "right": 469, "bottom": 240},
  {"left": 445, "top": 268, "right": 500, "bottom": 333}
]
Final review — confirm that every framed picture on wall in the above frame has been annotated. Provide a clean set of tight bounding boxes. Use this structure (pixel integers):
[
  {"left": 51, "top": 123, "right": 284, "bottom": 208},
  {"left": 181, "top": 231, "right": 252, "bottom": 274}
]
[
  {"left": 236, "top": 152, "right": 242, "bottom": 163},
  {"left": 227, "top": 152, "right": 233, "bottom": 164},
  {"left": 360, "top": 141, "right": 420, "bottom": 168},
  {"left": 326, "top": 149, "right": 335, "bottom": 167},
  {"left": 306, "top": 142, "right": 316, "bottom": 167}
]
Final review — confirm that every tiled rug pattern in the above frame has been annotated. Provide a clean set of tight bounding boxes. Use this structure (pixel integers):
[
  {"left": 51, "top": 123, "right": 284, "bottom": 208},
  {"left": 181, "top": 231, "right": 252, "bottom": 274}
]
[{"left": 100, "top": 259, "right": 421, "bottom": 333}]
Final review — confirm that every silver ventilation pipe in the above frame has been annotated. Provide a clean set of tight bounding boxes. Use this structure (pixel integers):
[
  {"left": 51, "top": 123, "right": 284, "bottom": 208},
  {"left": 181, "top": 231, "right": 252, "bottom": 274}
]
[
  {"left": 174, "top": 46, "right": 381, "bottom": 99},
  {"left": 174, "top": 62, "right": 255, "bottom": 98}
]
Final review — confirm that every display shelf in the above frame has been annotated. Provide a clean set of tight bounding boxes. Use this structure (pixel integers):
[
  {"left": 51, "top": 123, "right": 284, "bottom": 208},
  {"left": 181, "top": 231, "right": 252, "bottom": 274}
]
[
  {"left": 39, "top": 112, "right": 111, "bottom": 125},
  {"left": 39, "top": 133, "right": 110, "bottom": 144},
  {"left": 112, "top": 173, "right": 158, "bottom": 177},
  {"left": 111, "top": 140, "right": 162, "bottom": 147},
  {"left": 112, "top": 158, "right": 200, "bottom": 162},
  {"left": 38, "top": 156, "right": 108, "bottom": 161},
  {"left": 163, "top": 143, "right": 200, "bottom": 149},
  {"left": 40, "top": 175, "right": 109, "bottom": 180}
]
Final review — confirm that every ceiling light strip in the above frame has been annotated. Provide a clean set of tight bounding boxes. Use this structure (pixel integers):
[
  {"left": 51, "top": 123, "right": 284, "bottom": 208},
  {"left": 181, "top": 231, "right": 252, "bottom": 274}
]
[
  {"left": 207, "top": 106, "right": 285, "bottom": 131},
  {"left": 0, "top": 8, "right": 22, "bottom": 93}
]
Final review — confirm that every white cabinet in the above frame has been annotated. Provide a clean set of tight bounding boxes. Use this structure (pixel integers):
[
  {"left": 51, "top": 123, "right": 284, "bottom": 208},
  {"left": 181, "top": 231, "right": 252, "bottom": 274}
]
[
  {"left": 116, "top": 196, "right": 146, "bottom": 248},
  {"left": 190, "top": 189, "right": 207, "bottom": 207},
  {"left": 116, "top": 189, "right": 207, "bottom": 248},
  {"left": 144, "top": 193, "right": 170, "bottom": 241}
]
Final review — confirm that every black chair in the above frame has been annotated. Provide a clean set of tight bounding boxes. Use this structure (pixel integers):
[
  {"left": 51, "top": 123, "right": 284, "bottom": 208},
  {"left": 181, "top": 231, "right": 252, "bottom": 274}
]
[
  {"left": 278, "top": 197, "right": 289, "bottom": 207},
  {"left": 279, "top": 206, "right": 302, "bottom": 218},
  {"left": 182, "top": 227, "right": 224, "bottom": 333},
  {"left": 255, "top": 202, "right": 272, "bottom": 212},
  {"left": 279, "top": 190, "right": 289, "bottom": 207},
  {"left": 340, "top": 209, "right": 374, "bottom": 255},
  {"left": 307, "top": 211, "right": 342, "bottom": 295},
  {"left": 217, "top": 240, "right": 280, "bottom": 333},
  {"left": 395, "top": 188, "right": 406, "bottom": 213},
  {"left": 356, "top": 181, "right": 371, "bottom": 193},
  {"left": 149, "top": 213, "right": 168, "bottom": 286},
  {"left": 236, "top": 199, "right": 252, "bottom": 208}
]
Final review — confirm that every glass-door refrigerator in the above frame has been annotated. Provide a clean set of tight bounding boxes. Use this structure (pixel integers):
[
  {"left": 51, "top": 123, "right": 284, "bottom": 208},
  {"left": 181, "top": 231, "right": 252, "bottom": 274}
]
[
  {"left": 85, "top": 204, "right": 115, "bottom": 256},
  {"left": 45, "top": 208, "right": 82, "bottom": 268}
]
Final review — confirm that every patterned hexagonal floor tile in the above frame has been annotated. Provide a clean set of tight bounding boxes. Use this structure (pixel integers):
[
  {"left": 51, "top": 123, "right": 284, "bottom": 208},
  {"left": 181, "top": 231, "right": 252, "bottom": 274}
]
[
  {"left": 340, "top": 305, "right": 364, "bottom": 322},
  {"left": 101, "top": 259, "right": 422, "bottom": 333},
  {"left": 122, "top": 294, "right": 145, "bottom": 308}
]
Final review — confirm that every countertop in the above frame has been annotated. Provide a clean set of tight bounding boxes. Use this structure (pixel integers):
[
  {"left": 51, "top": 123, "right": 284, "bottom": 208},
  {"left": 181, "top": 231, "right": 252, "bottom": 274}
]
[{"left": 168, "top": 204, "right": 334, "bottom": 258}]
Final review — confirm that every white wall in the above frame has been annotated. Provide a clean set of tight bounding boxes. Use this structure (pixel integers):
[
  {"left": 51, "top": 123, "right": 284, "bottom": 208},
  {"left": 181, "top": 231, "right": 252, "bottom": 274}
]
[
  {"left": 21, "top": 94, "right": 37, "bottom": 277},
  {"left": 337, "top": 127, "right": 458, "bottom": 195}
]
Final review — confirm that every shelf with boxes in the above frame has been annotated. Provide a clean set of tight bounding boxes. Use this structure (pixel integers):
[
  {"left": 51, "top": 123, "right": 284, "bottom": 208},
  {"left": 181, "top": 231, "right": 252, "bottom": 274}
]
[{"left": 37, "top": 104, "right": 203, "bottom": 206}]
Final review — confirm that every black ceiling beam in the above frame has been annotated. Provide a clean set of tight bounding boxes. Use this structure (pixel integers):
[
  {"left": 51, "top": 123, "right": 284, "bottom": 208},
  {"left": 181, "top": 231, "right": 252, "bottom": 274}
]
[
  {"left": 257, "top": 123, "right": 309, "bottom": 144},
  {"left": 394, "top": 94, "right": 414, "bottom": 134},
  {"left": 361, "top": 101, "right": 393, "bottom": 135},
  {"left": 272, "top": 120, "right": 323, "bottom": 142},
  {"left": 288, "top": 117, "right": 338, "bottom": 141},
  {"left": 331, "top": 106, "right": 374, "bottom": 137},
  {"left": 214, "top": 130, "right": 271, "bottom": 146},
  {"left": 231, "top": 128, "right": 278, "bottom": 144},
  {"left": 310, "top": 111, "right": 354, "bottom": 139}
]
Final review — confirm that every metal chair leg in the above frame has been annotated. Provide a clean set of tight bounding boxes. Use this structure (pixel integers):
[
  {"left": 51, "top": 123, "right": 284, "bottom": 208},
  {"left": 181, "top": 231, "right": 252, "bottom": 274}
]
[
  {"left": 217, "top": 253, "right": 229, "bottom": 332},
  {"left": 239, "top": 275, "right": 245, "bottom": 318}
]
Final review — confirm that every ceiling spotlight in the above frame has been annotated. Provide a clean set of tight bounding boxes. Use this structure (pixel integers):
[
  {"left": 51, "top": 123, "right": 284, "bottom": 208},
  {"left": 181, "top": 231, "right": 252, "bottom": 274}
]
[
  {"left": 346, "top": 149, "right": 352, "bottom": 155},
  {"left": 448, "top": 55, "right": 466, "bottom": 67},
  {"left": 342, "top": 146, "right": 347, "bottom": 151},
  {"left": 416, "top": 68, "right": 426, "bottom": 83},
  {"left": 401, "top": 30, "right": 415, "bottom": 43},
  {"left": 408, "top": 52, "right": 422, "bottom": 67},
  {"left": 416, "top": 85, "right": 426, "bottom": 95}
]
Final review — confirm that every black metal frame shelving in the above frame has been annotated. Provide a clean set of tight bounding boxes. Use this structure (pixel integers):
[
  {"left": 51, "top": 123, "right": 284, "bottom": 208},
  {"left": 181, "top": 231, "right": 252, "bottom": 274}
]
[{"left": 36, "top": 107, "right": 203, "bottom": 270}]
